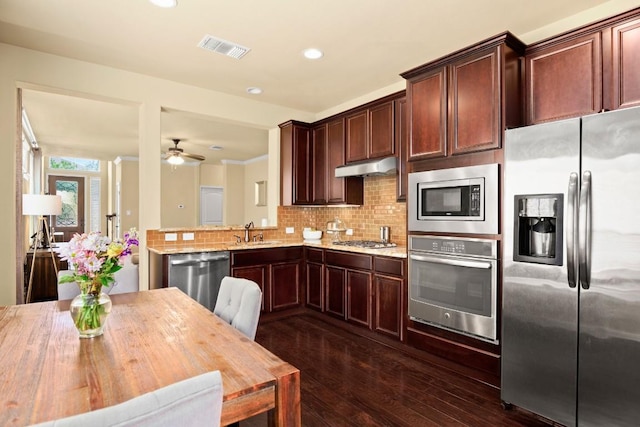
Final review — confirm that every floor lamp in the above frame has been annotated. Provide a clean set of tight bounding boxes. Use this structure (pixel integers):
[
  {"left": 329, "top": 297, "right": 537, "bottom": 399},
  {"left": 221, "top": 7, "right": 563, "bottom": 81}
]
[{"left": 23, "top": 194, "right": 62, "bottom": 303}]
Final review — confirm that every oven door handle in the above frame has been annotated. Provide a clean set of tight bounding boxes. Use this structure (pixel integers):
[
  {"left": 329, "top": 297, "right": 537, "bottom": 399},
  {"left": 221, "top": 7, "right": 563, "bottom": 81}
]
[{"left": 409, "top": 254, "right": 492, "bottom": 269}]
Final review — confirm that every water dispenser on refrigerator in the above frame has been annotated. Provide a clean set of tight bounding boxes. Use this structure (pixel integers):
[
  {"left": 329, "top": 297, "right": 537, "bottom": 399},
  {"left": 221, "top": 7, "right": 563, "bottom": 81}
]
[{"left": 513, "top": 194, "right": 563, "bottom": 266}]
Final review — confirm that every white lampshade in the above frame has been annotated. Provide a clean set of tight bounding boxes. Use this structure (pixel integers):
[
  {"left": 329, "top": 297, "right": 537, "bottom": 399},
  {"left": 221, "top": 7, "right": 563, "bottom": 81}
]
[{"left": 23, "top": 194, "right": 62, "bottom": 216}]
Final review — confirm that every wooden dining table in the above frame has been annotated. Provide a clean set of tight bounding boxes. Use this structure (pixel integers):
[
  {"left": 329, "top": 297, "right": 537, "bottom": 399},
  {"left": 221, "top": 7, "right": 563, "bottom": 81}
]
[{"left": 0, "top": 287, "right": 300, "bottom": 426}]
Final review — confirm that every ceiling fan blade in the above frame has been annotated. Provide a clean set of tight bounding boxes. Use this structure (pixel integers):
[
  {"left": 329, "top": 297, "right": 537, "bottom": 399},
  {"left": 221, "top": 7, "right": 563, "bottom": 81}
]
[{"left": 182, "top": 152, "right": 206, "bottom": 161}]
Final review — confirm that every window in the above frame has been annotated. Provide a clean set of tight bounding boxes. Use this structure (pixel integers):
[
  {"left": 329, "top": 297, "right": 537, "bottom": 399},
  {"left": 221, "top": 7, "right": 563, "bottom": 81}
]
[{"left": 49, "top": 156, "right": 100, "bottom": 172}]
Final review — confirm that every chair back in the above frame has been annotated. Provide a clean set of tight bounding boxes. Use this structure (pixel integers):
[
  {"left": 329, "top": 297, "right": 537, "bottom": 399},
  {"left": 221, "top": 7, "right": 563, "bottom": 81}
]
[
  {"left": 213, "top": 276, "right": 262, "bottom": 340},
  {"left": 29, "top": 370, "right": 223, "bottom": 427},
  {"left": 57, "top": 259, "right": 139, "bottom": 300}
]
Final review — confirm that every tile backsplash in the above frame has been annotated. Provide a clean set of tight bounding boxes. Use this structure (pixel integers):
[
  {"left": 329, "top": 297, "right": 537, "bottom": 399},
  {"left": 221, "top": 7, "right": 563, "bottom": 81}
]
[
  {"left": 147, "top": 175, "right": 406, "bottom": 248},
  {"left": 278, "top": 175, "right": 407, "bottom": 246}
]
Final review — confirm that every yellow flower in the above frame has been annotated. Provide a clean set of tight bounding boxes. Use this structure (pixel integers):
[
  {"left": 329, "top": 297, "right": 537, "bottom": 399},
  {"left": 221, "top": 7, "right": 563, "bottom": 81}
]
[{"left": 107, "top": 243, "right": 124, "bottom": 258}]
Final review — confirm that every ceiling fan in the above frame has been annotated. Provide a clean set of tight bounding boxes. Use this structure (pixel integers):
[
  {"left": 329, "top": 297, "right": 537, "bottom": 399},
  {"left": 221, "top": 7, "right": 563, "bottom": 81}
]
[{"left": 165, "top": 138, "right": 205, "bottom": 165}]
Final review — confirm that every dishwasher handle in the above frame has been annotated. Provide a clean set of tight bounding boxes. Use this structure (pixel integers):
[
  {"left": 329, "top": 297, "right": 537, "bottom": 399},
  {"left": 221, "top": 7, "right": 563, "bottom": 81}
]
[{"left": 170, "top": 253, "right": 230, "bottom": 266}]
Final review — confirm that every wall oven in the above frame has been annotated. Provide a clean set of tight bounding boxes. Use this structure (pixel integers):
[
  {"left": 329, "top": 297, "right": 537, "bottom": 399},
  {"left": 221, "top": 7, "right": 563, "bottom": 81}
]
[
  {"left": 408, "top": 163, "right": 499, "bottom": 234},
  {"left": 408, "top": 235, "right": 498, "bottom": 343}
]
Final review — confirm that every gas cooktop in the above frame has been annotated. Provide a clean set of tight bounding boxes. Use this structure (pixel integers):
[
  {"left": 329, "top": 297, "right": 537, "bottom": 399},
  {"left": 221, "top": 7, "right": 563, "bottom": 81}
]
[{"left": 332, "top": 240, "right": 397, "bottom": 249}]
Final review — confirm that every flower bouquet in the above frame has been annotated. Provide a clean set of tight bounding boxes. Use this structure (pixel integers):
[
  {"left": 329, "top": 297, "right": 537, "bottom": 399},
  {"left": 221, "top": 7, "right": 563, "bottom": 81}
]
[{"left": 59, "top": 229, "right": 139, "bottom": 338}]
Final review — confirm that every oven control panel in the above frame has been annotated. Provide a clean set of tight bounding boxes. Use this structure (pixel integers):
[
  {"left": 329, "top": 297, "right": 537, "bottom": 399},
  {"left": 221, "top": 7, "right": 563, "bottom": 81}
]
[{"left": 410, "top": 235, "right": 497, "bottom": 259}]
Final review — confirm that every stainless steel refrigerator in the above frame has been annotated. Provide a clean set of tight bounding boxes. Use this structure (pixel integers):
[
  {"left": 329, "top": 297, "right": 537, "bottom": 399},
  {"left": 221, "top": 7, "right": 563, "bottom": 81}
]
[{"left": 501, "top": 106, "right": 640, "bottom": 427}]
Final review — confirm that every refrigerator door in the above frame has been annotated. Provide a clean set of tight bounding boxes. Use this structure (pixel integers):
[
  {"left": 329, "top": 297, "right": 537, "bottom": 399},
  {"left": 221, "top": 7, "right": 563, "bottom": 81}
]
[
  {"left": 502, "top": 118, "right": 581, "bottom": 427},
  {"left": 578, "top": 107, "right": 640, "bottom": 426}
]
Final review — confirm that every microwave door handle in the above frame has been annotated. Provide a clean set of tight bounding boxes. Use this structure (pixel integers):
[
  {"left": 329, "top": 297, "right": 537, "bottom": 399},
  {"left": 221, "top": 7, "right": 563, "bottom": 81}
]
[
  {"left": 566, "top": 172, "right": 579, "bottom": 288},
  {"left": 409, "top": 254, "right": 492, "bottom": 269}
]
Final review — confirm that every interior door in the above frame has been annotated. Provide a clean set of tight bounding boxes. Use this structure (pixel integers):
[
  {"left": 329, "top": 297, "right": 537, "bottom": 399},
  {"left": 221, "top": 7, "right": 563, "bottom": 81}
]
[
  {"left": 200, "top": 186, "right": 223, "bottom": 226},
  {"left": 48, "top": 175, "right": 85, "bottom": 242}
]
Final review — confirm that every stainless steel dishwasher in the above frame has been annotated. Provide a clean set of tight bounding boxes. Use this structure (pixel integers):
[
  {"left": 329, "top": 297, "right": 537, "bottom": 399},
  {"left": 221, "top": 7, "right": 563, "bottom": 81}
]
[{"left": 167, "top": 251, "right": 230, "bottom": 311}]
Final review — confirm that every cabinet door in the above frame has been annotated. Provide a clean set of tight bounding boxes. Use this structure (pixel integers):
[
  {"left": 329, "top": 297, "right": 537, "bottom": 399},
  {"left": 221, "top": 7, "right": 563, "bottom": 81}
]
[
  {"left": 526, "top": 33, "right": 602, "bottom": 124},
  {"left": 346, "top": 269, "right": 372, "bottom": 328},
  {"left": 408, "top": 67, "right": 447, "bottom": 159},
  {"left": 325, "top": 266, "right": 346, "bottom": 319},
  {"left": 374, "top": 275, "right": 403, "bottom": 339},
  {"left": 293, "top": 125, "right": 312, "bottom": 204},
  {"left": 327, "top": 119, "right": 346, "bottom": 203},
  {"left": 449, "top": 48, "right": 500, "bottom": 154},
  {"left": 395, "top": 97, "right": 408, "bottom": 201},
  {"left": 306, "top": 262, "right": 324, "bottom": 311},
  {"left": 611, "top": 17, "right": 640, "bottom": 109},
  {"left": 271, "top": 261, "right": 300, "bottom": 311},
  {"left": 345, "top": 110, "right": 368, "bottom": 162},
  {"left": 232, "top": 265, "right": 268, "bottom": 312},
  {"left": 312, "top": 124, "right": 327, "bottom": 204},
  {"left": 368, "top": 101, "right": 395, "bottom": 159}
]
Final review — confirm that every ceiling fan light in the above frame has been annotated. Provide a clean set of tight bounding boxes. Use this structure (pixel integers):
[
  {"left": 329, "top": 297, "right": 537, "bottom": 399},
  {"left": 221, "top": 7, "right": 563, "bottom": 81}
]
[
  {"left": 167, "top": 155, "right": 184, "bottom": 165},
  {"left": 149, "top": 0, "right": 177, "bottom": 8}
]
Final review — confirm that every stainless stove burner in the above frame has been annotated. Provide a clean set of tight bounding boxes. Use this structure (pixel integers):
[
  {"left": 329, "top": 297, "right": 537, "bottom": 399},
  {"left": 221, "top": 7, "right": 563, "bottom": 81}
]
[{"left": 332, "top": 240, "right": 397, "bottom": 249}]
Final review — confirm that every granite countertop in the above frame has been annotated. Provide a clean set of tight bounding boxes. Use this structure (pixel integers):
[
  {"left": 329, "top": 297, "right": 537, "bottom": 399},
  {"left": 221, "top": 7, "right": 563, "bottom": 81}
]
[{"left": 148, "top": 240, "right": 407, "bottom": 259}]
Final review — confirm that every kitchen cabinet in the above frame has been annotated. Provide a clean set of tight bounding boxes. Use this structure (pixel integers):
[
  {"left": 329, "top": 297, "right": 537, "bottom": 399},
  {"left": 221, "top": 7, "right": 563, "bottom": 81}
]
[
  {"left": 325, "top": 250, "right": 373, "bottom": 323},
  {"left": 319, "top": 249, "right": 405, "bottom": 340},
  {"left": 280, "top": 120, "right": 312, "bottom": 205},
  {"left": 305, "top": 247, "right": 324, "bottom": 311},
  {"left": 312, "top": 119, "right": 364, "bottom": 205},
  {"left": 373, "top": 256, "right": 405, "bottom": 340},
  {"left": 402, "top": 32, "right": 525, "bottom": 160},
  {"left": 311, "top": 123, "right": 327, "bottom": 204},
  {"left": 231, "top": 246, "right": 303, "bottom": 313},
  {"left": 394, "top": 97, "right": 408, "bottom": 201},
  {"left": 345, "top": 100, "right": 395, "bottom": 163},
  {"left": 525, "top": 9, "right": 640, "bottom": 124}
]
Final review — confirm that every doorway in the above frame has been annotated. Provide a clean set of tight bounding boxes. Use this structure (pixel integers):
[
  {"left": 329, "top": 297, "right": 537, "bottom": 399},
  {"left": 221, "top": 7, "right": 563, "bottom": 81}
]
[{"left": 48, "top": 175, "right": 85, "bottom": 242}]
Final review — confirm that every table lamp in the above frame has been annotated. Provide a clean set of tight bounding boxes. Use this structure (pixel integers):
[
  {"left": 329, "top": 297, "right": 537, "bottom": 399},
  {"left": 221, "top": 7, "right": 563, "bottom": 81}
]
[{"left": 23, "top": 194, "right": 62, "bottom": 303}]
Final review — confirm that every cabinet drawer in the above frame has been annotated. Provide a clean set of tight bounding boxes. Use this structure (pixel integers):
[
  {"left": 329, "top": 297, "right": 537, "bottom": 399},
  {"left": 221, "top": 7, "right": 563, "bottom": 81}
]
[
  {"left": 305, "top": 247, "right": 324, "bottom": 263},
  {"left": 326, "top": 250, "right": 372, "bottom": 270},
  {"left": 374, "top": 256, "right": 404, "bottom": 277},
  {"left": 231, "top": 246, "right": 303, "bottom": 267}
]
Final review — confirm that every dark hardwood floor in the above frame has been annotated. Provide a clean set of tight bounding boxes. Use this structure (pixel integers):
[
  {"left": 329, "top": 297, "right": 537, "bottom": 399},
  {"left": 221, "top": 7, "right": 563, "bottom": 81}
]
[{"left": 241, "top": 312, "right": 553, "bottom": 427}]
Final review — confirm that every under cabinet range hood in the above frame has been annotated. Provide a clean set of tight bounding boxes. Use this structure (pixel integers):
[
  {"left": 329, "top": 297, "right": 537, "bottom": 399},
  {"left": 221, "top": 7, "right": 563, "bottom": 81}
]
[{"left": 335, "top": 156, "right": 397, "bottom": 178}]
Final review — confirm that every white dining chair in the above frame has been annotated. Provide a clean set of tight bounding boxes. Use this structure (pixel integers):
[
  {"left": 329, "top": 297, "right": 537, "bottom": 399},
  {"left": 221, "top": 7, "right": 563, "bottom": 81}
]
[
  {"left": 29, "top": 370, "right": 223, "bottom": 427},
  {"left": 213, "top": 276, "right": 262, "bottom": 340}
]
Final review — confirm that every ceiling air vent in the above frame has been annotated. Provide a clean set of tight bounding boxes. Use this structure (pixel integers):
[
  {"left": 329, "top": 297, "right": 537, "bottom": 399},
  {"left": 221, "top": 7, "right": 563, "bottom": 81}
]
[{"left": 197, "top": 34, "right": 250, "bottom": 59}]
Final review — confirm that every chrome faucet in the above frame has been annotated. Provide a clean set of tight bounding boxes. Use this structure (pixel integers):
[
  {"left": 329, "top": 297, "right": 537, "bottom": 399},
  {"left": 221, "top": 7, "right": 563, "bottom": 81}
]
[{"left": 244, "top": 221, "right": 254, "bottom": 242}]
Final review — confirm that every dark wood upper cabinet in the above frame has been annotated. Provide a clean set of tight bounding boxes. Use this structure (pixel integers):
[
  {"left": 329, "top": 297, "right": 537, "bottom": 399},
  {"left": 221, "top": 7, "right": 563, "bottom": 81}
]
[
  {"left": 402, "top": 32, "right": 525, "bottom": 161},
  {"left": 395, "top": 97, "right": 408, "bottom": 201},
  {"left": 345, "top": 110, "right": 368, "bottom": 162},
  {"left": 311, "top": 124, "right": 327, "bottom": 204},
  {"left": 609, "top": 16, "right": 640, "bottom": 109},
  {"left": 280, "top": 120, "right": 312, "bottom": 206},
  {"left": 526, "top": 8, "right": 640, "bottom": 124},
  {"left": 525, "top": 33, "right": 602, "bottom": 124},
  {"left": 327, "top": 119, "right": 364, "bottom": 205},
  {"left": 346, "top": 100, "right": 395, "bottom": 163},
  {"left": 368, "top": 101, "right": 395, "bottom": 159}
]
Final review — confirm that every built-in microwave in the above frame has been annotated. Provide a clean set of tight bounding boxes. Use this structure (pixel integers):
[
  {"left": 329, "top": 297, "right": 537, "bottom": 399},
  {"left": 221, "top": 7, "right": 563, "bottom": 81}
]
[{"left": 408, "top": 163, "right": 499, "bottom": 234}]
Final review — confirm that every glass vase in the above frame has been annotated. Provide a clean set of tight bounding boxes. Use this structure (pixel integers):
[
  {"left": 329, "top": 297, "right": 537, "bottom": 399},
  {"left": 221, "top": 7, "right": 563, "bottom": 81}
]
[{"left": 70, "top": 290, "right": 112, "bottom": 338}]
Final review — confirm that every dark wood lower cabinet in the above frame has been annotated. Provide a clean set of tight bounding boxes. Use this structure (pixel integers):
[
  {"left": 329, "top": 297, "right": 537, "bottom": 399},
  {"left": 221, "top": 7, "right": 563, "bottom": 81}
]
[
  {"left": 324, "top": 266, "right": 346, "bottom": 319},
  {"left": 305, "top": 261, "right": 323, "bottom": 311},
  {"left": 346, "top": 269, "right": 372, "bottom": 328},
  {"left": 231, "top": 247, "right": 302, "bottom": 314},
  {"left": 374, "top": 275, "right": 403, "bottom": 339}
]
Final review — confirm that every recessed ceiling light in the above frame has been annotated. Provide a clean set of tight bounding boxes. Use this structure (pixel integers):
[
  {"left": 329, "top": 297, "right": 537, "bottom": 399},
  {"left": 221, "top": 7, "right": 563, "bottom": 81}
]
[
  {"left": 303, "top": 48, "right": 323, "bottom": 60},
  {"left": 149, "top": 0, "right": 177, "bottom": 8},
  {"left": 247, "top": 87, "right": 263, "bottom": 95}
]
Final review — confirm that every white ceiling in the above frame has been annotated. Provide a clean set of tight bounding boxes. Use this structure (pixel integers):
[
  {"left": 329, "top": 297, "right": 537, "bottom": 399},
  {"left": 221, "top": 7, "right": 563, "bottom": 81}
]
[{"left": 2, "top": 0, "right": 635, "bottom": 163}]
